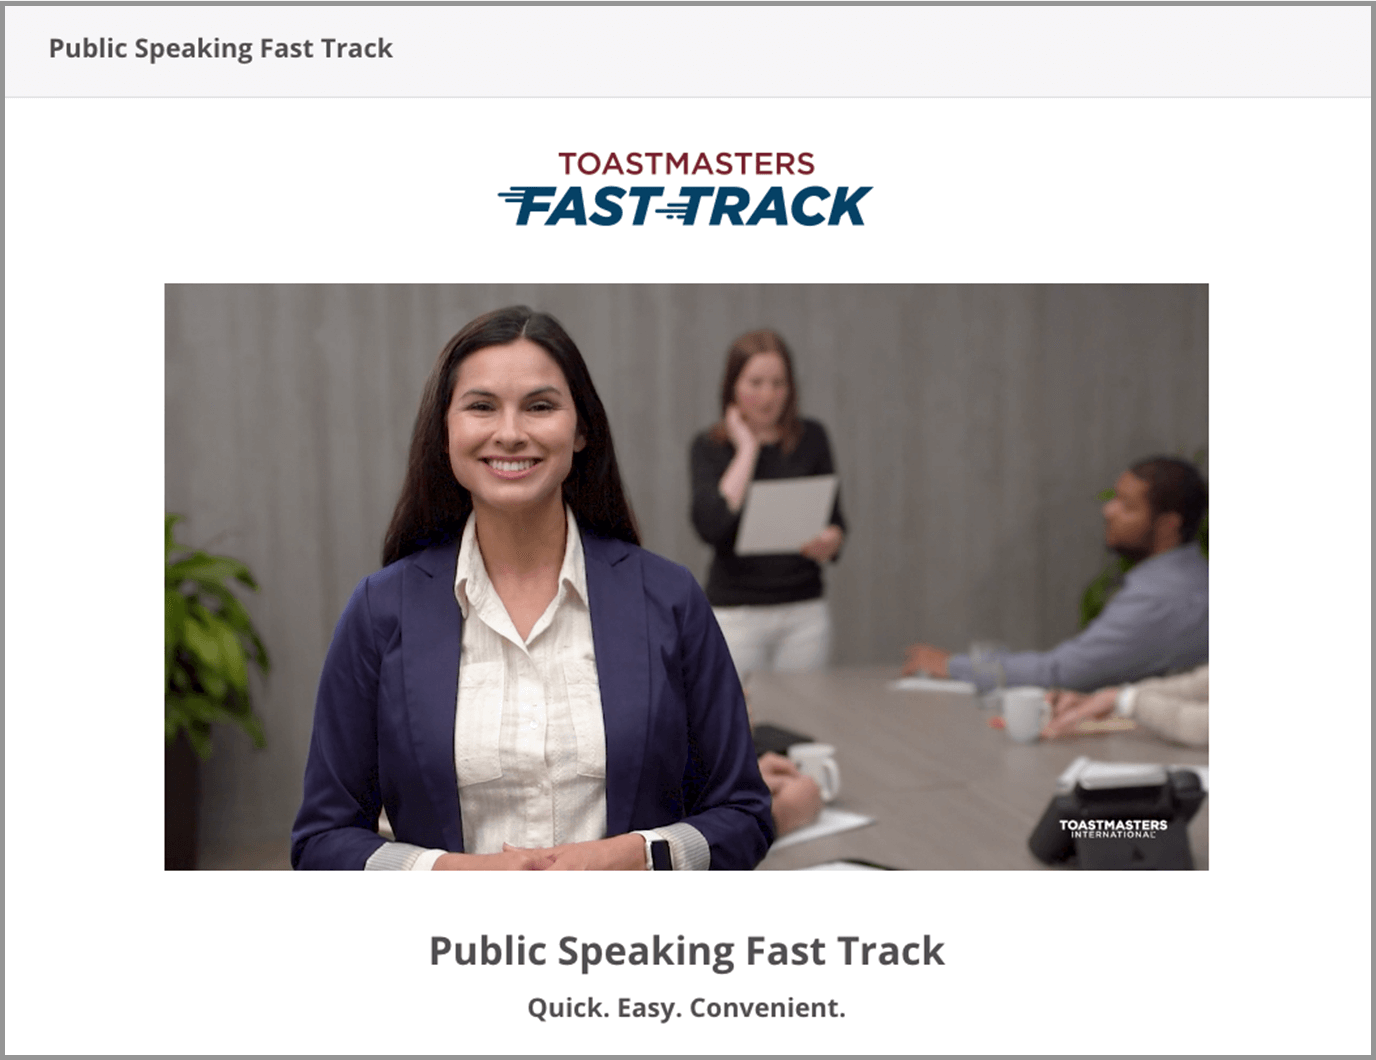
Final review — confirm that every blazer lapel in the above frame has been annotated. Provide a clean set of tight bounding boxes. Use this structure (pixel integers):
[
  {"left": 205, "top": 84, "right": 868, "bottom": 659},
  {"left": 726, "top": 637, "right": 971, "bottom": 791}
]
[
  {"left": 583, "top": 533, "right": 650, "bottom": 837},
  {"left": 401, "top": 543, "right": 466, "bottom": 851}
]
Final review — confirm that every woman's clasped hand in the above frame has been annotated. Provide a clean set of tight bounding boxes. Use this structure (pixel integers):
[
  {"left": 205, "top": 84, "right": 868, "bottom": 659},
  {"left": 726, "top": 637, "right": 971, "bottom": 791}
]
[{"left": 432, "top": 835, "right": 647, "bottom": 871}]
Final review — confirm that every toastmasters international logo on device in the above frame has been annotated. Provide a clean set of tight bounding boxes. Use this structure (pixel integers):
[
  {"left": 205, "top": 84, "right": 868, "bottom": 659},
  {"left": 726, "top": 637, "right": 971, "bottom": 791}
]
[
  {"left": 1060, "top": 819, "right": 1170, "bottom": 841},
  {"left": 498, "top": 151, "right": 872, "bottom": 227}
]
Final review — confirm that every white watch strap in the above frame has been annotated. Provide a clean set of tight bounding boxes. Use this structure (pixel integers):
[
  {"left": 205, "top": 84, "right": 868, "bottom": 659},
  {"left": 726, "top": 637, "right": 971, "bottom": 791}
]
[{"left": 632, "top": 829, "right": 664, "bottom": 870}]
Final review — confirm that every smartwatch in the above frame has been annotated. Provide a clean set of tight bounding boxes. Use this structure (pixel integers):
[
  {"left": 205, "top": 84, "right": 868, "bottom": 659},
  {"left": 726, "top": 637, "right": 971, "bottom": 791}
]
[{"left": 634, "top": 829, "right": 674, "bottom": 871}]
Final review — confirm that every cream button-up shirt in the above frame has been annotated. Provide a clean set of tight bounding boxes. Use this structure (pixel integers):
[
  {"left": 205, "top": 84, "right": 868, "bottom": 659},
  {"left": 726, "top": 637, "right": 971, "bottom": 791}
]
[
  {"left": 367, "top": 507, "right": 708, "bottom": 871},
  {"left": 367, "top": 506, "right": 605, "bottom": 870},
  {"left": 449, "top": 505, "right": 608, "bottom": 856}
]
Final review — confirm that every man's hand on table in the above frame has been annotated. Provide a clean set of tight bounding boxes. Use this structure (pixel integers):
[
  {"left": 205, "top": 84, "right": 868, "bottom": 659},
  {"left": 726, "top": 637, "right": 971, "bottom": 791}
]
[{"left": 902, "top": 643, "right": 951, "bottom": 678}]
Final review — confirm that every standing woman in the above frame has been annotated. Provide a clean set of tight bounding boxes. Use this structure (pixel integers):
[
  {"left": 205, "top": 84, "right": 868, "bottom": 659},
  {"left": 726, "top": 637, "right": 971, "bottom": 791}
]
[
  {"left": 690, "top": 330, "right": 846, "bottom": 680},
  {"left": 292, "top": 307, "right": 772, "bottom": 870}
]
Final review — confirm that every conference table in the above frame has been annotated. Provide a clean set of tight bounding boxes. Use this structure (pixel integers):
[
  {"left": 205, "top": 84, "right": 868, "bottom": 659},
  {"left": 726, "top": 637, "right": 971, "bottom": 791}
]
[{"left": 751, "top": 667, "right": 1209, "bottom": 870}]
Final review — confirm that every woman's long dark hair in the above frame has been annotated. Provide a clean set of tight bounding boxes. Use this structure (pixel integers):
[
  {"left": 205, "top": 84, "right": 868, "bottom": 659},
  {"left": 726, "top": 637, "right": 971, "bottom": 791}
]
[
  {"left": 708, "top": 329, "right": 804, "bottom": 454},
  {"left": 382, "top": 306, "right": 639, "bottom": 565}
]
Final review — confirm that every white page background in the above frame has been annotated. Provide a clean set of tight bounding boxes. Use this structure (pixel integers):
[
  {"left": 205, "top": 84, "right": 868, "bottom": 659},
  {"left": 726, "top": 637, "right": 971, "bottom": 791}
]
[{"left": 5, "top": 33, "right": 1371, "bottom": 1059}]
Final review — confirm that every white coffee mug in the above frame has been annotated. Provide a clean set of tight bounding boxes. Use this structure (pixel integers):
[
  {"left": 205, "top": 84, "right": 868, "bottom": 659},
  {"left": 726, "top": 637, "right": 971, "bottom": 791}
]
[
  {"left": 788, "top": 742, "right": 841, "bottom": 802},
  {"left": 1002, "top": 686, "right": 1048, "bottom": 743}
]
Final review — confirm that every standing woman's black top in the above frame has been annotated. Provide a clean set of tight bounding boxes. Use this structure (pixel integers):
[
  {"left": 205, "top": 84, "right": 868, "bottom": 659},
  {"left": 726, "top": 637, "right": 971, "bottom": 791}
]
[{"left": 690, "top": 418, "right": 846, "bottom": 607}]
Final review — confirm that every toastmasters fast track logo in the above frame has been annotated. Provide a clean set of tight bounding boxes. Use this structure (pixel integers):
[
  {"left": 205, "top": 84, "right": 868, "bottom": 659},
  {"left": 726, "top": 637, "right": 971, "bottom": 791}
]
[{"left": 498, "top": 151, "right": 872, "bottom": 227}]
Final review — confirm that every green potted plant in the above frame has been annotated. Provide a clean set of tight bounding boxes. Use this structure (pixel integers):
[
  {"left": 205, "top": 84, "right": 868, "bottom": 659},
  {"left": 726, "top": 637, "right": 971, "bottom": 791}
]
[{"left": 165, "top": 513, "right": 270, "bottom": 867}]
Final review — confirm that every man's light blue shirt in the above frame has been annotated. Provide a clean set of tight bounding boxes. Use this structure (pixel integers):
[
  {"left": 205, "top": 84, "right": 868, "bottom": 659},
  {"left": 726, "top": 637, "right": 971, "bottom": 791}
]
[{"left": 949, "top": 544, "right": 1208, "bottom": 692}]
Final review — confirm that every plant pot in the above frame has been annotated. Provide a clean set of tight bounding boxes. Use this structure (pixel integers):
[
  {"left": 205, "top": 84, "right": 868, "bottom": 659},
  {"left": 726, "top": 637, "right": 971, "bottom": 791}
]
[{"left": 164, "top": 729, "right": 200, "bottom": 869}]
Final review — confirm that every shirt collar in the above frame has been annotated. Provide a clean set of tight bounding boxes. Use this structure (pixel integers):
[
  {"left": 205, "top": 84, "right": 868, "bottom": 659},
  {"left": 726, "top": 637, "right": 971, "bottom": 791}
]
[
  {"left": 454, "top": 505, "right": 587, "bottom": 620},
  {"left": 1123, "top": 542, "right": 1198, "bottom": 585}
]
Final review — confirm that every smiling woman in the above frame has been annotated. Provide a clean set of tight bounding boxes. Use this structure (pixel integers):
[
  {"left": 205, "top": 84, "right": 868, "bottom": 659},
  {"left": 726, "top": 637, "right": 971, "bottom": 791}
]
[
  {"left": 443, "top": 338, "right": 589, "bottom": 638},
  {"left": 290, "top": 307, "right": 773, "bottom": 871}
]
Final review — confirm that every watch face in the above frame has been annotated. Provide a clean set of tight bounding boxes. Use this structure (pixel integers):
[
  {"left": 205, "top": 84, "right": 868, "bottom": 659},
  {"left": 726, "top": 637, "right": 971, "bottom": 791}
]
[{"left": 650, "top": 839, "right": 673, "bottom": 871}]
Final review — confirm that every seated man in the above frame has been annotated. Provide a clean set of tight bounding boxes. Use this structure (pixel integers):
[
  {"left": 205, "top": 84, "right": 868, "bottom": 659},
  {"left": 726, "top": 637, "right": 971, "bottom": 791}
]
[{"left": 903, "top": 456, "right": 1208, "bottom": 692}]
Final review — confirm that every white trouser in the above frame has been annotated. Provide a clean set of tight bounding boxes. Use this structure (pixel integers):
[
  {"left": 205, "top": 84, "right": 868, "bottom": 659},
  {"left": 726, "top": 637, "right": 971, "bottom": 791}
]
[{"left": 711, "top": 598, "right": 832, "bottom": 682}]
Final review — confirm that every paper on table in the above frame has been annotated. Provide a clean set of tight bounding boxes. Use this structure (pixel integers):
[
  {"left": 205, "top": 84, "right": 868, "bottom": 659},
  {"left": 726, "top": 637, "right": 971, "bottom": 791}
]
[
  {"left": 734, "top": 475, "right": 838, "bottom": 555},
  {"left": 801, "top": 860, "right": 888, "bottom": 871},
  {"left": 769, "top": 806, "right": 874, "bottom": 851},
  {"left": 888, "top": 676, "right": 977, "bottom": 694},
  {"left": 1072, "top": 717, "right": 1138, "bottom": 734}
]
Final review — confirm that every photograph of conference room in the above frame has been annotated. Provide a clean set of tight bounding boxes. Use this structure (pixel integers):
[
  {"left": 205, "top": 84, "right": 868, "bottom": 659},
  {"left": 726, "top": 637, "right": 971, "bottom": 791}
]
[{"left": 165, "top": 284, "right": 1208, "bottom": 871}]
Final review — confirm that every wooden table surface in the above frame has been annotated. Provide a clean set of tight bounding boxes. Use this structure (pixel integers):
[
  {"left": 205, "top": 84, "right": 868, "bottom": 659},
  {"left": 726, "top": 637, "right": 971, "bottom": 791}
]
[{"left": 751, "top": 667, "right": 1209, "bottom": 870}]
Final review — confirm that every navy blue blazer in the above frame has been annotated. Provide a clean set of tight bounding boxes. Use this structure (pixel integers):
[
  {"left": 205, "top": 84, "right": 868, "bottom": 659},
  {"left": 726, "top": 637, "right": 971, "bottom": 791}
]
[{"left": 291, "top": 532, "right": 774, "bottom": 870}]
